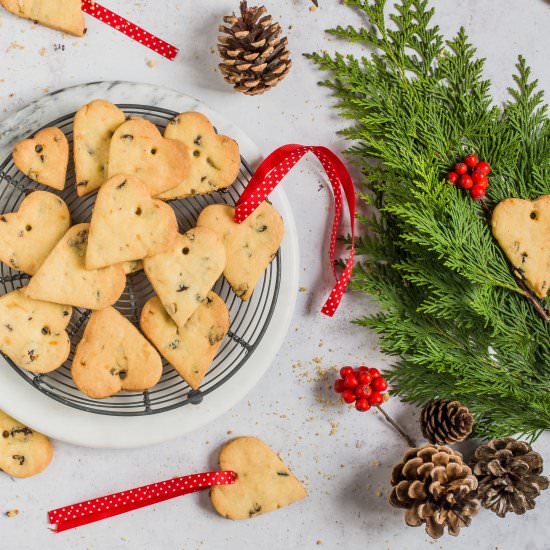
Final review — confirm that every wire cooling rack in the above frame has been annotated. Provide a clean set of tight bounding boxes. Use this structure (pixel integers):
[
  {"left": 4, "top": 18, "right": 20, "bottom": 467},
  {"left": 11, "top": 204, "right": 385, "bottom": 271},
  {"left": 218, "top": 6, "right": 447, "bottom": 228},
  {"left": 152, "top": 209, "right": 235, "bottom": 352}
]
[{"left": 0, "top": 105, "right": 281, "bottom": 416}]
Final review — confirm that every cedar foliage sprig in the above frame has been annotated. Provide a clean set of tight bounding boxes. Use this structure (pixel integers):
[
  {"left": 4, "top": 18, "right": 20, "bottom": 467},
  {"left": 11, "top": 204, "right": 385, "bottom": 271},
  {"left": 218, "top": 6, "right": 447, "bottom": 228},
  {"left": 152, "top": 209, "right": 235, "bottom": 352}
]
[{"left": 306, "top": 0, "right": 550, "bottom": 440}]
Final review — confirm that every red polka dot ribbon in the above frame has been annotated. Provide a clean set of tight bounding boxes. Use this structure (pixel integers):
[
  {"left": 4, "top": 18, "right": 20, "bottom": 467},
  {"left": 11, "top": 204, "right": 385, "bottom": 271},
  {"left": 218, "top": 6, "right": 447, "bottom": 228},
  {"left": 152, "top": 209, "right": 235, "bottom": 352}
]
[
  {"left": 235, "top": 144, "right": 356, "bottom": 317},
  {"left": 81, "top": 0, "right": 179, "bottom": 60},
  {"left": 48, "top": 470, "right": 236, "bottom": 533}
]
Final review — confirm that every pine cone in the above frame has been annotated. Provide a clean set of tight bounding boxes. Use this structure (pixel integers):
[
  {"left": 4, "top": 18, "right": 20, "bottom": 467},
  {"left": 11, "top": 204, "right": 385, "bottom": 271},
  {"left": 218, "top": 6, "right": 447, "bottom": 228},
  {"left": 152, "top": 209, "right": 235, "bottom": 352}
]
[
  {"left": 420, "top": 400, "right": 474, "bottom": 445},
  {"left": 471, "top": 437, "right": 549, "bottom": 518},
  {"left": 218, "top": 1, "right": 292, "bottom": 96},
  {"left": 389, "top": 445, "right": 480, "bottom": 539}
]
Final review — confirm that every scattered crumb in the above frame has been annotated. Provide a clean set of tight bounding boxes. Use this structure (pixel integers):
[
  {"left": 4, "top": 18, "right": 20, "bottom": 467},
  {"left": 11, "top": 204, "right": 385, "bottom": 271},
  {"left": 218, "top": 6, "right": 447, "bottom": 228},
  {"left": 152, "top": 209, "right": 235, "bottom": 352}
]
[
  {"left": 146, "top": 59, "right": 157, "bottom": 68},
  {"left": 310, "top": 5, "right": 318, "bottom": 12},
  {"left": 5, "top": 509, "right": 19, "bottom": 518},
  {"left": 356, "top": 440, "right": 363, "bottom": 449},
  {"left": 316, "top": 541, "right": 323, "bottom": 546},
  {"left": 312, "top": 357, "right": 322, "bottom": 364},
  {"left": 299, "top": 287, "right": 307, "bottom": 292},
  {"left": 318, "top": 340, "right": 324, "bottom": 348},
  {"left": 376, "top": 489, "right": 384, "bottom": 497},
  {"left": 329, "top": 421, "right": 338, "bottom": 436},
  {"left": 226, "top": 430, "right": 233, "bottom": 435},
  {"left": 6, "top": 42, "right": 25, "bottom": 53},
  {"left": 39, "top": 47, "right": 48, "bottom": 57}
]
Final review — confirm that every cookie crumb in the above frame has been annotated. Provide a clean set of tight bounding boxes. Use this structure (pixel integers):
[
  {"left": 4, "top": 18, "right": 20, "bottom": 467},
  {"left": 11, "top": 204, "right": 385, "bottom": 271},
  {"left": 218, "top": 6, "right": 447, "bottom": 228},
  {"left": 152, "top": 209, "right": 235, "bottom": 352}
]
[
  {"left": 329, "top": 421, "right": 338, "bottom": 436},
  {"left": 316, "top": 541, "right": 323, "bottom": 546},
  {"left": 146, "top": 59, "right": 157, "bottom": 68},
  {"left": 226, "top": 430, "right": 233, "bottom": 435},
  {"left": 375, "top": 489, "right": 384, "bottom": 497},
  {"left": 39, "top": 47, "right": 48, "bottom": 57},
  {"left": 5, "top": 509, "right": 19, "bottom": 518},
  {"left": 299, "top": 287, "right": 307, "bottom": 293},
  {"left": 310, "top": 5, "right": 318, "bottom": 12},
  {"left": 312, "top": 357, "right": 322, "bottom": 364}
]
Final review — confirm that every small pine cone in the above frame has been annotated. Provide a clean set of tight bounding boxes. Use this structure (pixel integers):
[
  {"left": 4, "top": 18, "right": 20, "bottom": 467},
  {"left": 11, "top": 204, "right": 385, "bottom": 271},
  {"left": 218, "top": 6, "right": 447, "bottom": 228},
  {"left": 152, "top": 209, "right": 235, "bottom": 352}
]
[
  {"left": 218, "top": 1, "right": 292, "bottom": 96},
  {"left": 389, "top": 445, "right": 480, "bottom": 539},
  {"left": 420, "top": 399, "right": 474, "bottom": 445},
  {"left": 471, "top": 437, "right": 549, "bottom": 518}
]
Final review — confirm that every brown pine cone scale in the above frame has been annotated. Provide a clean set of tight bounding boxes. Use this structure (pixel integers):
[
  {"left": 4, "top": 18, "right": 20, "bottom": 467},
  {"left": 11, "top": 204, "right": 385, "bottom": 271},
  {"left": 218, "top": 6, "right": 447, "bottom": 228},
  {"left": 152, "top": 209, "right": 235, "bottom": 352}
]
[{"left": 420, "top": 399, "right": 474, "bottom": 445}]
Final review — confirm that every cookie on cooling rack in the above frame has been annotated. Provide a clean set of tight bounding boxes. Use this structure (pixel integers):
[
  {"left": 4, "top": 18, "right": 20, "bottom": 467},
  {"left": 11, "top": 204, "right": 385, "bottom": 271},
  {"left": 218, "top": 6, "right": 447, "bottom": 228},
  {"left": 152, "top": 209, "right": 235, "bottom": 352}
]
[
  {"left": 0, "top": 288, "right": 71, "bottom": 374},
  {"left": 72, "top": 307, "right": 163, "bottom": 399},
  {"left": 108, "top": 118, "right": 190, "bottom": 197},
  {"left": 12, "top": 127, "right": 69, "bottom": 190},
  {"left": 25, "top": 223, "right": 126, "bottom": 310},
  {"left": 140, "top": 292, "right": 229, "bottom": 390},
  {"left": 0, "top": 409, "right": 53, "bottom": 478},
  {"left": 86, "top": 174, "right": 178, "bottom": 269},
  {"left": 0, "top": 191, "right": 70, "bottom": 274},
  {"left": 143, "top": 227, "right": 226, "bottom": 329},
  {"left": 211, "top": 437, "right": 307, "bottom": 520},
  {"left": 197, "top": 202, "right": 284, "bottom": 301},
  {"left": 122, "top": 259, "right": 143, "bottom": 275},
  {"left": 0, "top": 0, "right": 85, "bottom": 36},
  {"left": 158, "top": 112, "right": 240, "bottom": 200},
  {"left": 74, "top": 99, "right": 126, "bottom": 196}
]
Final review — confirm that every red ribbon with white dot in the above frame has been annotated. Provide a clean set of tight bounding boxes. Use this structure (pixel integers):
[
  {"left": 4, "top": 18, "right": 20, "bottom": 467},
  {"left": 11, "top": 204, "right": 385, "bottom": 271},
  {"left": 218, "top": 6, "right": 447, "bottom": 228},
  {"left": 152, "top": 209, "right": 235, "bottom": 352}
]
[
  {"left": 48, "top": 470, "right": 236, "bottom": 533},
  {"left": 81, "top": 0, "right": 179, "bottom": 60},
  {"left": 235, "top": 144, "right": 356, "bottom": 317}
]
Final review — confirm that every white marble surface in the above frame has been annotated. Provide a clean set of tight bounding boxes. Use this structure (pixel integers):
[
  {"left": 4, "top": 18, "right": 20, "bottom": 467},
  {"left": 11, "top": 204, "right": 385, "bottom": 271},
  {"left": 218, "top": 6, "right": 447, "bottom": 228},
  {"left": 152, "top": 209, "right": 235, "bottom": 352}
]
[{"left": 0, "top": 1, "right": 549, "bottom": 549}]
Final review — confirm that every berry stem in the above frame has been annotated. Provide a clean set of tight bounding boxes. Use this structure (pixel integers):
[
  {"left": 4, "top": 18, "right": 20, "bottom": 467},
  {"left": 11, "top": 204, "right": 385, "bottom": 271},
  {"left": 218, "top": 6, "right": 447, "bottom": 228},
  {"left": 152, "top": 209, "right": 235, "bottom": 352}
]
[{"left": 376, "top": 405, "right": 417, "bottom": 448}]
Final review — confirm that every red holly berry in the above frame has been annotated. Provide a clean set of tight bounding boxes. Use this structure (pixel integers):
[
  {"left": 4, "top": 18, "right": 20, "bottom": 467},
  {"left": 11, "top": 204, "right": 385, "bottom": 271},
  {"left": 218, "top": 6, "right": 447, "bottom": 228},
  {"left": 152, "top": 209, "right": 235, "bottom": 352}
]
[
  {"left": 454, "top": 162, "right": 468, "bottom": 175},
  {"left": 369, "top": 367, "right": 381, "bottom": 378},
  {"left": 334, "top": 379, "right": 345, "bottom": 393},
  {"left": 340, "top": 366, "right": 354, "bottom": 378},
  {"left": 368, "top": 391, "right": 384, "bottom": 406},
  {"left": 355, "top": 398, "right": 371, "bottom": 412},
  {"left": 343, "top": 374, "right": 358, "bottom": 389},
  {"left": 355, "top": 384, "right": 372, "bottom": 400},
  {"left": 470, "top": 185, "right": 486, "bottom": 201},
  {"left": 459, "top": 175, "right": 473, "bottom": 189},
  {"left": 357, "top": 371, "right": 373, "bottom": 385},
  {"left": 471, "top": 170, "right": 488, "bottom": 188},
  {"left": 342, "top": 390, "right": 356, "bottom": 404},
  {"left": 448, "top": 171, "right": 459, "bottom": 185},
  {"left": 464, "top": 154, "right": 478, "bottom": 168},
  {"left": 371, "top": 377, "right": 388, "bottom": 392},
  {"left": 355, "top": 366, "right": 369, "bottom": 374},
  {"left": 475, "top": 161, "right": 491, "bottom": 175}
]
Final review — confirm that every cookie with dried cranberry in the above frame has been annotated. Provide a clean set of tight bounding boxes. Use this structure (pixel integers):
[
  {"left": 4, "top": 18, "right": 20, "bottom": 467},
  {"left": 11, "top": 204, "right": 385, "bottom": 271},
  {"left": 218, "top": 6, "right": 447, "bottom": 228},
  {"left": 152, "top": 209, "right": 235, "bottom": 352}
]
[
  {"left": 74, "top": 99, "right": 126, "bottom": 196},
  {"left": 12, "top": 127, "right": 68, "bottom": 190},
  {"left": 0, "top": 409, "right": 53, "bottom": 478},
  {"left": 197, "top": 202, "right": 283, "bottom": 300},
  {"left": 25, "top": 223, "right": 126, "bottom": 310},
  {"left": 72, "top": 307, "right": 163, "bottom": 399},
  {"left": 143, "top": 227, "right": 225, "bottom": 329},
  {"left": 0, "top": 191, "right": 70, "bottom": 274},
  {"left": 140, "top": 291, "right": 229, "bottom": 389},
  {"left": 211, "top": 437, "right": 307, "bottom": 520},
  {"left": 0, "top": 288, "right": 71, "bottom": 374}
]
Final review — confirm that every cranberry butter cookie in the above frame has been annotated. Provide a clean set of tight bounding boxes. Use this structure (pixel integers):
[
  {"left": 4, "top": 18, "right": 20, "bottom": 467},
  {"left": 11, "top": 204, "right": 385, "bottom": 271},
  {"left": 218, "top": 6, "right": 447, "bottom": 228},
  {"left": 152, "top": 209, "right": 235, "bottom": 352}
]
[
  {"left": 72, "top": 307, "right": 163, "bottom": 399},
  {"left": 0, "top": 410, "right": 53, "bottom": 478},
  {"left": 140, "top": 292, "right": 229, "bottom": 390},
  {"left": 197, "top": 202, "right": 284, "bottom": 300},
  {"left": 159, "top": 112, "right": 240, "bottom": 200},
  {"left": 25, "top": 223, "right": 126, "bottom": 309},
  {"left": 0, "top": 288, "right": 71, "bottom": 374},
  {"left": 12, "top": 127, "right": 69, "bottom": 190},
  {"left": 0, "top": 191, "right": 70, "bottom": 274},
  {"left": 86, "top": 174, "right": 178, "bottom": 269},
  {"left": 143, "top": 227, "right": 226, "bottom": 329},
  {"left": 74, "top": 99, "right": 126, "bottom": 196},
  {"left": 211, "top": 437, "right": 307, "bottom": 519}
]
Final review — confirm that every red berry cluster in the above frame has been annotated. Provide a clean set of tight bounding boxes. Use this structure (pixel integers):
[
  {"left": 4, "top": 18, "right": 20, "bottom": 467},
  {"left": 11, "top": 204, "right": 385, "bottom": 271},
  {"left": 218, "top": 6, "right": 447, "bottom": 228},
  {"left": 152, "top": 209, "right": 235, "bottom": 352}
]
[
  {"left": 448, "top": 154, "right": 491, "bottom": 201},
  {"left": 334, "top": 366, "right": 389, "bottom": 412}
]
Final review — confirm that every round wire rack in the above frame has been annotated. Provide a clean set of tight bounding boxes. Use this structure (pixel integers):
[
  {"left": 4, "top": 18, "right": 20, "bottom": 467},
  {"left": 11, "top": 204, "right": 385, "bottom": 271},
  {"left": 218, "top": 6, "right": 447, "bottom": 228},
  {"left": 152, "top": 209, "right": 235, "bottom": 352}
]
[{"left": 0, "top": 104, "right": 281, "bottom": 416}]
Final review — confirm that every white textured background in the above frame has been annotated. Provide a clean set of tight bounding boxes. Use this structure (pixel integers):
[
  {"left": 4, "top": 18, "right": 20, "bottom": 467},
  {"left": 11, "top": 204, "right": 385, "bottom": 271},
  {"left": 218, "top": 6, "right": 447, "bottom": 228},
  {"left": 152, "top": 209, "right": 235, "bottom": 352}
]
[{"left": 0, "top": 1, "right": 549, "bottom": 549}]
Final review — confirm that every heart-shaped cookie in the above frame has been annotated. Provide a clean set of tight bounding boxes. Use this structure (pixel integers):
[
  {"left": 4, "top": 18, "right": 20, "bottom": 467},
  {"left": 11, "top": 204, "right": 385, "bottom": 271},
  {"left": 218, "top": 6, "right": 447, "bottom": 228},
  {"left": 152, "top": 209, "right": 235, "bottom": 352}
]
[
  {"left": 0, "top": 288, "right": 71, "bottom": 374},
  {"left": 491, "top": 195, "right": 550, "bottom": 298},
  {"left": 211, "top": 437, "right": 307, "bottom": 519},
  {"left": 86, "top": 174, "right": 178, "bottom": 269},
  {"left": 72, "top": 307, "right": 163, "bottom": 399},
  {"left": 25, "top": 223, "right": 126, "bottom": 309},
  {"left": 74, "top": 99, "right": 126, "bottom": 196},
  {"left": 143, "top": 227, "right": 226, "bottom": 329},
  {"left": 0, "top": 409, "right": 53, "bottom": 478},
  {"left": 108, "top": 118, "right": 190, "bottom": 196},
  {"left": 12, "top": 127, "right": 69, "bottom": 190},
  {"left": 197, "top": 202, "right": 284, "bottom": 300},
  {"left": 159, "top": 112, "right": 240, "bottom": 200},
  {"left": 0, "top": 191, "right": 70, "bottom": 274},
  {"left": 140, "top": 292, "right": 229, "bottom": 390},
  {"left": 0, "top": 0, "right": 85, "bottom": 36}
]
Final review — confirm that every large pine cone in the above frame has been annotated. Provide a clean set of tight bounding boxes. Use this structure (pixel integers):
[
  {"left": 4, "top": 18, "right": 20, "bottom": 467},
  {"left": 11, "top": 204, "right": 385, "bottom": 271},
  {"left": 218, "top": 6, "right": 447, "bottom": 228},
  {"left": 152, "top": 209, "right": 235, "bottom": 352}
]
[
  {"left": 420, "top": 400, "right": 474, "bottom": 445},
  {"left": 389, "top": 445, "right": 480, "bottom": 539},
  {"left": 471, "top": 437, "right": 549, "bottom": 518},
  {"left": 218, "top": 2, "right": 292, "bottom": 96}
]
